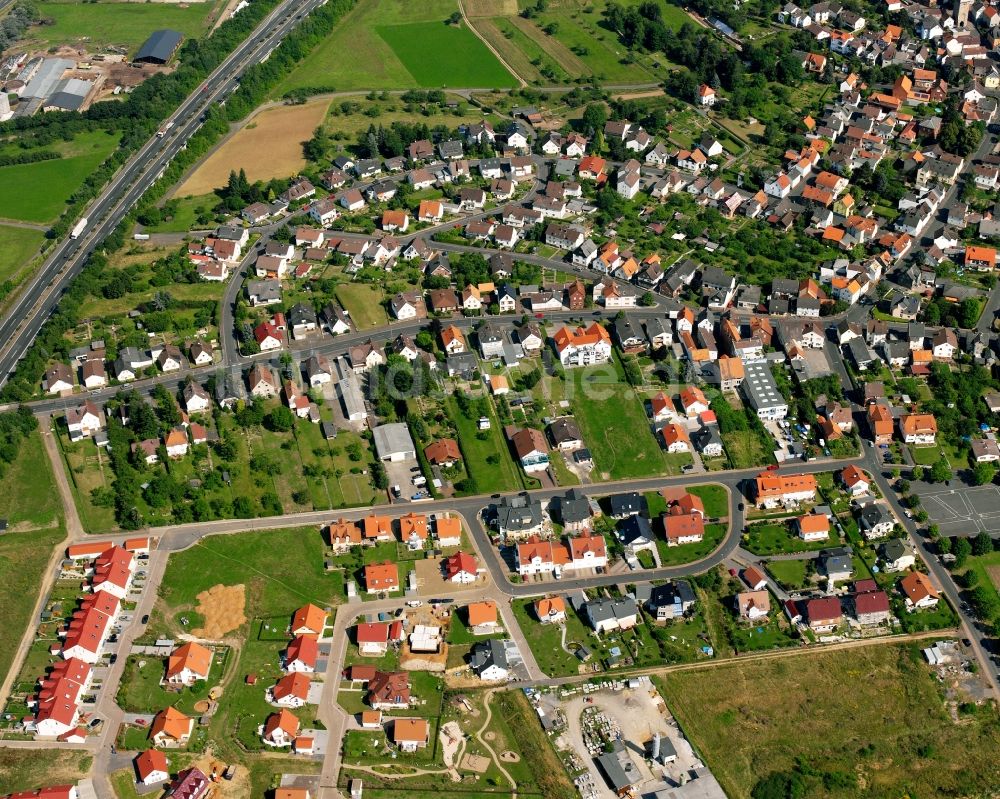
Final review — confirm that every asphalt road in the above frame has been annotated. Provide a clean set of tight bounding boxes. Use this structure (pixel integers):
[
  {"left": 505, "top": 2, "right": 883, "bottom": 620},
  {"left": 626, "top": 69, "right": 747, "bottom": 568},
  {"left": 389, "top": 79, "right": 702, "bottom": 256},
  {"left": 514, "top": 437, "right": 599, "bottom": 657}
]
[{"left": 0, "top": 0, "right": 330, "bottom": 388}]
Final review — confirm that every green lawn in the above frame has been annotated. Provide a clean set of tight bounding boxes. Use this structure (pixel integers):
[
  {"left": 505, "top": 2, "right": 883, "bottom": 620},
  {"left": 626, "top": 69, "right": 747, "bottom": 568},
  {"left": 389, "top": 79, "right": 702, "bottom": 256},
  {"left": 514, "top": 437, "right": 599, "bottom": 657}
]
[
  {"left": 335, "top": 282, "right": 388, "bottom": 330},
  {"left": 0, "top": 130, "right": 118, "bottom": 223},
  {"left": 511, "top": 597, "right": 592, "bottom": 677},
  {"left": 721, "top": 430, "right": 771, "bottom": 469},
  {"left": 656, "top": 644, "right": 1000, "bottom": 799},
  {"left": 376, "top": 21, "right": 516, "bottom": 88},
  {"left": 568, "top": 365, "right": 669, "bottom": 480},
  {"left": 765, "top": 558, "right": 809, "bottom": 590},
  {"left": 147, "top": 193, "right": 220, "bottom": 233},
  {"left": 0, "top": 430, "right": 61, "bottom": 529},
  {"left": 152, "top": 525, "right": 342, "bottom": 636},
  {"left": 744, "top": 520, "right": 838, "bottom": 556},
  {"left": 689, "top": 484, "right": 729, "bottom": 519},
  {"left": 29, "top": 0, "right": 224, "bottom": 53},
  {"left": 0, "top": 225, "right": 44, "bottom": 285},
  {"left": 448, "top": 397, "right": 523, "bottom": 494},
  {"left": 0, "top": 527, "right": 65, "bottom": 690},
  {"left": 909, "top": 444, "right": 945, "bottom": 467},
  {"left": 655, "top": 522, "right": 728, "bottom": 567},
  {"left": 117, "top": 651, "right": 226, "bottom": 715}
]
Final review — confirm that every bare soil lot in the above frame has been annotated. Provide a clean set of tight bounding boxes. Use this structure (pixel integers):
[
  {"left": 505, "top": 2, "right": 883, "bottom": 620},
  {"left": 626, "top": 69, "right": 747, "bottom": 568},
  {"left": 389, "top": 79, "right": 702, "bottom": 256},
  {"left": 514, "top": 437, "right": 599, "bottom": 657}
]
[
  {"left": 192, "top": 583, "right": 247, "bottom": 639},
  {"left": 177, "top": 99, "right": 329, "bottom": 196}
]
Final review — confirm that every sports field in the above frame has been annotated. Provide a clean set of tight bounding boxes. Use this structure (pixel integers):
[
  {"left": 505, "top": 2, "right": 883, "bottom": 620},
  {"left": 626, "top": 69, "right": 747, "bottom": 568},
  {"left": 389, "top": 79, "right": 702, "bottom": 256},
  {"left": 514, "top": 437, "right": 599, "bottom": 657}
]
[
  {"left": 28, "top": 0, "right": 225, "bottom": 53},
  {"left": 276, "top": 0, "right": 515, "bottom": 92},
  {"left": 0, "top": 130, "right": 118, "bottom": 224},
  {"left": 176, "top": 99, "right": 329, "bottom": 196},
  {"left": 657, "top": 644, "right": 1000, "bottom": 799},
  {"left": 0, "top": 226, "right": 44, "bottom": 285},
  {"left": 376, "top": 21, "right": 517, "bottom": 87}
]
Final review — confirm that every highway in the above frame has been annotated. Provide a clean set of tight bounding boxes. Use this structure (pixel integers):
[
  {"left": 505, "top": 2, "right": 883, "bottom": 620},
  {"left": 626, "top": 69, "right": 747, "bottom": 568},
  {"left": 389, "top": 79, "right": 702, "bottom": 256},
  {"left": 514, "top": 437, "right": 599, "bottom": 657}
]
[{"left": 0, "top": 0, "right": 328, "bottom": 389}]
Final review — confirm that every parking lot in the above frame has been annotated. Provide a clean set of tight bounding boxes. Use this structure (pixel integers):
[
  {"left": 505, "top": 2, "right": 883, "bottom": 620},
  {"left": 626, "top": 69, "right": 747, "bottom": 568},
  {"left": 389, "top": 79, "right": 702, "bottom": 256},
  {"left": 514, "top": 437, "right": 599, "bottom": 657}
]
[{"left": 922, "top": 485, "right": 1000, "bottom": 537}]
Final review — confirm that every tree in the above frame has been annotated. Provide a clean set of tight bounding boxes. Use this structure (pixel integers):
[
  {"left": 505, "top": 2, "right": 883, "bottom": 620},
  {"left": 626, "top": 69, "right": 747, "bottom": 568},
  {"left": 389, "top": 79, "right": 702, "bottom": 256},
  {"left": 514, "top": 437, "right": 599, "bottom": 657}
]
[
  {"left": 447, "top": 10, "right": 461, "bottom": 24},
  {"left": 953, "top": 536, "right": 972, "bottom": 567},
  {"left": 929, "top": 457, "right": 951, "bottom": 484},
  {"left": 973, "top": 530, "right": 993, "bottom": 557},
  {"left": 639, "top": 291, "right": 656, "bottom": 307},
  {"left": 266, "top": 405, "right": 295, "bottom": 432},
  {"left": 973, "top": 461, "right": 996, "bottom": 487},
  {"left": 582, "top": 103, "right": 607, "bottom": 135}
]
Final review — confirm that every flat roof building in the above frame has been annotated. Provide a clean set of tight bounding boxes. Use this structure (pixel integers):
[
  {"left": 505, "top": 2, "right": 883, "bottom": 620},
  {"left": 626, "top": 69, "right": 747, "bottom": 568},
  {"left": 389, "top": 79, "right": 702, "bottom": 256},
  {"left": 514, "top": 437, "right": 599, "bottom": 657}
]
[{"left": 739, "top": 361, "right": 788, "bottom": 420}]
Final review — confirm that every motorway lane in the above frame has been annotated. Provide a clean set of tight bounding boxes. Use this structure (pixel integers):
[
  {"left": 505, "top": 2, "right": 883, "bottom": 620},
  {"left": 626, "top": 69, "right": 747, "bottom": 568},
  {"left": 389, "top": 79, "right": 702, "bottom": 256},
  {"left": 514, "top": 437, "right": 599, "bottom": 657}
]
[{"left": 0, "top": 0, "right": 331, "bottom": 386}]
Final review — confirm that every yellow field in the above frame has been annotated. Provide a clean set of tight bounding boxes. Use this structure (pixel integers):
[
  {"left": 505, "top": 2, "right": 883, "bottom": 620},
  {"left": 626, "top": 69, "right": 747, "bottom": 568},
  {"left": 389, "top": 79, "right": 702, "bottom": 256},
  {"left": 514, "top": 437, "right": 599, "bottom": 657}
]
[{"left": 176, "top": 99, "right": 330, "bottom": 196}]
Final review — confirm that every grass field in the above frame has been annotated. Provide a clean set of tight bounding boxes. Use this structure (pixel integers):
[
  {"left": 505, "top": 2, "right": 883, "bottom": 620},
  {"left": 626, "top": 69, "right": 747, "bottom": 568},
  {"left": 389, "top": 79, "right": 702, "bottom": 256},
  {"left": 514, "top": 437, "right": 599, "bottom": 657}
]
[
  {"left": 0, "top": 130, "right": 118, "bottom": 224},
  {"left": 766, "top": 558, "right": 809, "bottom": 589},
  {"left": 0, "top": 430, "right": 61, "bottom": 530},
  {"left": 568, "top": 365, "right": 670, "bottom": 480},
  {"left": 177, "top": 99, "right": 330, "bottom": 196},
  {"left": 334, "top": 282, "right": 388, "bottom": 329},
  {"left": 469, "top": 17, "right": 547, "bottom": 83},
  {"left": 745, "top": 520, "right": 840, "bottom": 556},
  {"left": 689, "top": 484, "right": 729, "bottom": 518},
  {"left": 722, "top": 430, "right": 771, "bottom": 469},
  {"left": 29, "top": 0, "right": 225, "bottom": 53},
  {"left": 0, "top": 749, "right": 92, "bottom": 793},
  {"left": 448, "top": 396, "right": 523, "bottom": 494},
  {"left": 376, "top": 21, "right": 517, "bottom": 88},
  {"left": 0, "top": 225, "right": 45, "bottom": 285},
  {"left": 153, "top": 526, "right": 341, "bottom": 636},
  {"left": 277, "top": 0, "right": 456, "bottom": 92},
  {"left": 656, "top": 644, "right": 1000, "bottom": 799},
  {"left": 0, "top": 527, "right": 65, "bottom": 693},
  {"left": 655, "top": 522, "right": 727, "bottom": 567},
  {"left": 321, "top": 98, "right": 489, "bottom": 140}
]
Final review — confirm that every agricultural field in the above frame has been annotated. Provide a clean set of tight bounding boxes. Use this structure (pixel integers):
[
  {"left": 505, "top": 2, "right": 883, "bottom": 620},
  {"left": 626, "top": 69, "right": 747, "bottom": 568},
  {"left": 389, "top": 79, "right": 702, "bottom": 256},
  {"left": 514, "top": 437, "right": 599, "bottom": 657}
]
[
  {"left": 177, "top": 99, "right": 330, "bottom": 196},
  {"left": 0, "top": 129, "right": 118, "bottom": 224},
  {"left": 27, "top": 0, "right": 226, "bottom": 52},
  {"left": 0, "top": 226, "right": 45, "bottom": 286},
  {"left": 656, "top": 644, "right": 1000, "bottom": 799},
  {"left": 376, "top": 21, "right": 518, "bottom": 88},
  {"left": 0, "top": 526, "right": 65, "bottom": 688},
  {"left": 0, "top": 749, "right": 93, "bottom": 793},
  {"left": 276, "top": 0, "right": 514, "bottom": 93}
]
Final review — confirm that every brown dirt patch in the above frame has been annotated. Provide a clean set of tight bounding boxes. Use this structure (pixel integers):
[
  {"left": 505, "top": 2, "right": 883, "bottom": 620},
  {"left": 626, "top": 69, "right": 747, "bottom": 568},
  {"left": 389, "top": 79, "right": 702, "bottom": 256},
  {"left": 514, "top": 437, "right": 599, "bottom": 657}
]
[
  {"left": 193, "top": 700, "right": 211, "bottom": 713},
  {"left": 190, "top": 752, "right": 249, "bottom": 798},
  {"left": 986, "top": 565, "right": 1000, "bottom": 591},
  {"left": 192, "top": 583, "right": 246, "bottom": 639},
  {"left": 499, "top": 750, "right": 520, "bottom": 762},
  {"left": 176, "top": 99, "right": 329, "bottom": 196},
  {"left": 460, "top": 753, "right": 490, "bottom": 773},
  {"left": 612, "top": 90, "right": 666, "bottom": 101}
]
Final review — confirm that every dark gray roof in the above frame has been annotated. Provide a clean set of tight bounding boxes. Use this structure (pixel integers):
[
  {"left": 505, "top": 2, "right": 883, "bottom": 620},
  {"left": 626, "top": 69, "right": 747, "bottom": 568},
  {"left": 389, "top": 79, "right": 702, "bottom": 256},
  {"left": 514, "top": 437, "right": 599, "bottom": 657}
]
[
  {"left": 135, "top": 29, "right": 183, "bottom": 63},
  {"left": 496, "top": 494, "right": 543, "bottom": 532},
  {"left": 558, "top": 488, "right": 591, "bottom": 524},
  {"left": 618, "top": 515, "right": 653, "bottom": 546},
  {"left": 470, "top": 639, "right": 508, "bottom": 673},
  {"left": 609, "top": 492, "right": 643, "bottom": 517}
]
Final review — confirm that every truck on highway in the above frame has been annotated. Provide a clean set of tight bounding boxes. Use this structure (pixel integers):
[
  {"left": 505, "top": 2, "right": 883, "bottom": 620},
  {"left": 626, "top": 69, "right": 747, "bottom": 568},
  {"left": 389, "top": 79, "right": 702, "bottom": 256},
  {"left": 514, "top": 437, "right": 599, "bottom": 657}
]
[
  {"left": 157, "top": 121, "right": 173, "bottom": 137},
  {"left": 70, "top": 218, "right": 87, "bottom": 239}
]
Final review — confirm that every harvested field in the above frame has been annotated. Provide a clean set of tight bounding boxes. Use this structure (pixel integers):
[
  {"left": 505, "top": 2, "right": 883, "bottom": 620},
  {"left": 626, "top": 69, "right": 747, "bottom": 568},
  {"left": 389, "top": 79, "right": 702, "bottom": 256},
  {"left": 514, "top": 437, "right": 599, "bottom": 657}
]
[
  {"left": 192, "top": 583, "right": 246, "bottom": 639},
  {"left": 176, "top": 100, "right": 328, "bottom": 196},
  {"left": 467, "top": 17, "right": 545, "bottom": 84},
  {"left": 463, "top": 0, "right": 517, "bottom": 16}
]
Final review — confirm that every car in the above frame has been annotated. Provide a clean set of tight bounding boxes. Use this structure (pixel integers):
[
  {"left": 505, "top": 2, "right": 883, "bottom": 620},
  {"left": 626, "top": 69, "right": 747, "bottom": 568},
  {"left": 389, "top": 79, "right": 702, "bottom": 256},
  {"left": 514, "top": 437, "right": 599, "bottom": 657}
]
[
  {"left": 88, "top": 718, "right": 103, "bottom": 729},
  {"left": 109, "top": 654, "right": 117, "bottom": 664},
  {"left": 738, "top": 502, "right": 745, "bottom": 511},
  {"left": 141, "top": 614, "right": 149, "bottom": 625}
]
